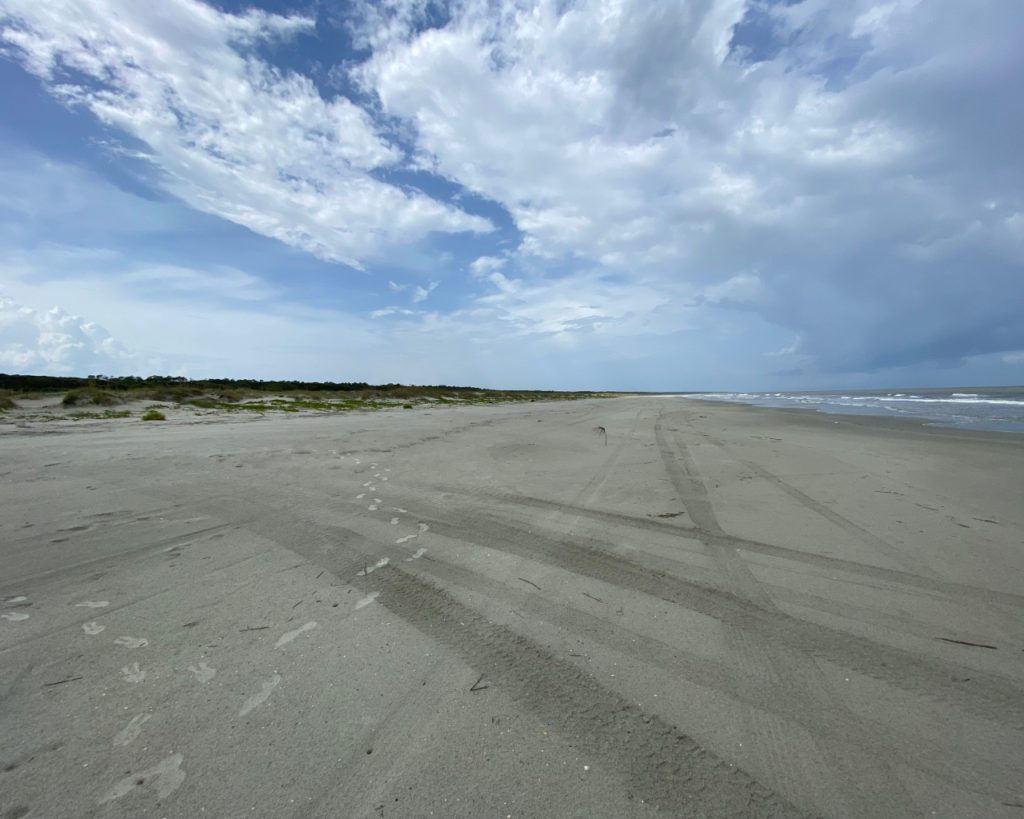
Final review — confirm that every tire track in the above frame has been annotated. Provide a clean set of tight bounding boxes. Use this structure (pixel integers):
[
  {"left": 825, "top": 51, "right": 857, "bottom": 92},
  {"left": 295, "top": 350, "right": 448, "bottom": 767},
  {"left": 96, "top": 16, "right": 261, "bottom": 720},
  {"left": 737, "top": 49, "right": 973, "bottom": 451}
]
[
  {"left": 461, "top": 490, "right": 1024, "bottom": 610},
  {"left": 652, "top": 413, "right": 919, "bottom": 815},
  {"left": 354, "top": 564, "right": 811, "bottom": 818},
  {"left": 399, "top": 550, "right": 1018, "bottom": 802},
  {"left": 417, "top": 507, "right": 1024, "bottom": 729},
  {"left": 198, "top": 497, "right": 810, "bottom": 816},
  {"left": 683, "top": 419, "right": 932, "bottom": 577}
]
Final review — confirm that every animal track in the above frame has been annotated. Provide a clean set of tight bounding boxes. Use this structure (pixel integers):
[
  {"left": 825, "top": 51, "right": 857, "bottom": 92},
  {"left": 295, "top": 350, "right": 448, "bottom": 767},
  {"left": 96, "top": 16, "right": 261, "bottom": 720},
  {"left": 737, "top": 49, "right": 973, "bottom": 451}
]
[
  {"left": 113, "top": 713, "right": 151, "bottom": 747},
  {"left": 275, "top": 621, "right": 318, "bottom": 648},
  {"left": 187, "top": 662, "right": 216, "bottom": 682},
  {"left": 239, "top": 674, "right": 281, "bottom": 716},
  {"left": 114, "top": 636, "right": 149, "bottom": 648}
]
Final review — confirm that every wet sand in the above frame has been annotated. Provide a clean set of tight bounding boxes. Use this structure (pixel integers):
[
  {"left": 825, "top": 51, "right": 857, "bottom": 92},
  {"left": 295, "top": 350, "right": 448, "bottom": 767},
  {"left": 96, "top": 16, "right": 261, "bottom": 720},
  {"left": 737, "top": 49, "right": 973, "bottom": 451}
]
[{"left": 2, "top": 397, "right": 1022, "bottom": 817}]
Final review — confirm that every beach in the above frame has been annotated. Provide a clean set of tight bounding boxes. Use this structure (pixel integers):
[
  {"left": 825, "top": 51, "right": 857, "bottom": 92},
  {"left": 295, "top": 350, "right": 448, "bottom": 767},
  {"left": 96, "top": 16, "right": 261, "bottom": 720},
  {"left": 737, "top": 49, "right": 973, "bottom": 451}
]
[{"left": 2, "top": 396, "right": 1022, "bottom": 817}]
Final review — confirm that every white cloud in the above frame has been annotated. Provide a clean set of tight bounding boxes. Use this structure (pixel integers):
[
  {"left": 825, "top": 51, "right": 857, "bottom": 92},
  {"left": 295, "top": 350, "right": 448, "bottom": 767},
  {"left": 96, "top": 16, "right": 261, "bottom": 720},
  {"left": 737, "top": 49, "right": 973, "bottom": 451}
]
[
  {"left": 0, "top": 0, "right": 491, "bottom": 269},
  {"left": 469, "top": 255, "right": 506, "bottom": 276},
  {"left": 0, "top": 296, "right": 141, "bottom": 375},
  {"left": 411, "top": 281, "right": 438, "bottom": 303},
  {"left": 1002, "top": 351, "right": 1024, "bottom": 365},
  {"left": 3, "top": 0, "right": 1023, "bottom": 381},
  {"left": 356, "top": 0, "right": 1024, "bottom": 370},
  {"left": 370, "top": 306, "right": 417, "bottom": 318}
]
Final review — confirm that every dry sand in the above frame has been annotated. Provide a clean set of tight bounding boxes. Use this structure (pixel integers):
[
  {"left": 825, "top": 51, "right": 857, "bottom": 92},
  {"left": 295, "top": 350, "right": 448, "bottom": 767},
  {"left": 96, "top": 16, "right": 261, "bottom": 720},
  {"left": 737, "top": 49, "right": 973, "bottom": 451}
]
[{"left": 1, "top": 396, "right": 1022, "bottom": 818}]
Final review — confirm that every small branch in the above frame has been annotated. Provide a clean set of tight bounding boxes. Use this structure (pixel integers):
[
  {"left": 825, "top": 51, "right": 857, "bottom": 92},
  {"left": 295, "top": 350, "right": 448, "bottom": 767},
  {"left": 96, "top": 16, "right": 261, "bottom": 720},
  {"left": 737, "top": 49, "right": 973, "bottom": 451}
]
[
  {"left": 239, "top": 626, "right": 270, "bottom": 632},
  {"left": 937, "top": 637, "right": 998, "bottom": 650},
  {"left": 518, "top": 577, "right": 541, "bottom": 591},
  {"left": 582, "top": 592, "right": 604, "bottom": 603},
  {"left": 43, "top": 676, "right": 83, "bottom": 688},
  {"left": 469, "top": 674, "right": 489, "bottom": 692}
]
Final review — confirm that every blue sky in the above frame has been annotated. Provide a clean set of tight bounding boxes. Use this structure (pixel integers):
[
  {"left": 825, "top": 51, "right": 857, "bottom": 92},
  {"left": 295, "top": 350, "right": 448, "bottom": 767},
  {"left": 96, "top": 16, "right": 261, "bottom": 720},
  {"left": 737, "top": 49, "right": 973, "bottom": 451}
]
[{"left": 1, "top": 0, "right": 1022, "bottom": 390}]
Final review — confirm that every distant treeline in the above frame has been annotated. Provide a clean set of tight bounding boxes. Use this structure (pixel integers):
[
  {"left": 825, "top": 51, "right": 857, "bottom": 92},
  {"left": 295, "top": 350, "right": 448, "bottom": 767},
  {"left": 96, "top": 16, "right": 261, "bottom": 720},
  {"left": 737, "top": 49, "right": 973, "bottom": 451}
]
[{"left": 0, "top": 373, "right": 589, "bottom": 397}]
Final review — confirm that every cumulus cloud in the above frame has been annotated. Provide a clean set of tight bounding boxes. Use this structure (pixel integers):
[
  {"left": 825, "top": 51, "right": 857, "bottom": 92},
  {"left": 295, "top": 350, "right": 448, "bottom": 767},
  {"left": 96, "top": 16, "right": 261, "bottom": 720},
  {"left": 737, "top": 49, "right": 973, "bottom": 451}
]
[
  {"left": 0, "top": 297, "right": 140, "bottom": 375},
  {"left": 355, "top": 0, "right": 1024, "bottom": 372},
  {"left": 0, "top": 0, "right": 491, "bottom": 270},
  {"left": 3, "top": 0, "right": 1022, "bottom": 383}
]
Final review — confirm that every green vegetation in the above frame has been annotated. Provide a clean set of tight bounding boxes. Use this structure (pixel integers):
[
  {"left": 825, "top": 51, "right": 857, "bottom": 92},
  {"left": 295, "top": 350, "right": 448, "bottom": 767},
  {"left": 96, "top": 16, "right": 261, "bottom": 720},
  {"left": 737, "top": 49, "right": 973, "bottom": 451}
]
[
  {"left": 142, "top": 409, "right": 166, "bottom": 421},
  {"left": 0, "top": 373, "right": 619, "bottom": 422},
  {"left": 62, "top": 389, "right": 121, "bottom": 407},
  {"left": 67, "top": 410, "right": 132, "bottom": 420}
]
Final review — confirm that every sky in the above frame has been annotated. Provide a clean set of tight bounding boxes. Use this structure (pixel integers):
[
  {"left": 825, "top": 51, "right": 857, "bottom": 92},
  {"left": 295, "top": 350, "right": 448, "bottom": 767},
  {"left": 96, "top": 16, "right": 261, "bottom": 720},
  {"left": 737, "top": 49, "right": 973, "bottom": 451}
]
[{"left": 0, "top": 0, "right": 1022, "bottom": 391}]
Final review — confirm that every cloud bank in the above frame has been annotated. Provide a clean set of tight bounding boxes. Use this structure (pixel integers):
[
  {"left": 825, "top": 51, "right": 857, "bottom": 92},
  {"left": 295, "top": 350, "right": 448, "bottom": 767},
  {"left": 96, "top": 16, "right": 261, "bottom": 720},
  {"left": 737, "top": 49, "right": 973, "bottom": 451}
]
[{"left": 1, "top": 0, "right": 1022, "bottom": 385}]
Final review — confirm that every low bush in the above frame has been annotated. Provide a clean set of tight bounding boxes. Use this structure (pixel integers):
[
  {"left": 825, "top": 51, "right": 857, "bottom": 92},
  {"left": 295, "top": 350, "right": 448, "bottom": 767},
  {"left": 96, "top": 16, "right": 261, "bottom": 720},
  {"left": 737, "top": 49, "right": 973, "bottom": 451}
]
[
  {"left": 142, "top": 409, "right": 166, "bottom": 421},
  {"left": 63, "top": 389, "right": 120, "bottom": 407}
]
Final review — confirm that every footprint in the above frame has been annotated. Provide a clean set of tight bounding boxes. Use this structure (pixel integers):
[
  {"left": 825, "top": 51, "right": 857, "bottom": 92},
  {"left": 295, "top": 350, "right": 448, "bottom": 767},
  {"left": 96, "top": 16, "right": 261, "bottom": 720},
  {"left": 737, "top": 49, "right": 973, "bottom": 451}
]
[
  {"left": 362, "top": 481, "right": 372, "bottom": 487},
  {"left": 114, "top": 636, "right": 149, "bottom": 648},
  {"left": 83, "top": 621, "right": 105, "bottom": 635},
  {"left": 187, "top": 662, "right": 216, "bottom": 683},
  {"left": 390, "top": 517, "right": 399, "bottom": 525},
  {"left": 113, "top": 713, "right": 151, "bottom": 747},
  {"left": 239, "top": 673, "right": 281, "bottom": 716},
  {"left": 274, "top": 621, "right": 318, "bottom": 648},
  {"left": 2, "top": 612, "right": 30, "bottom": 622},
  {"left": 356, "top": 493, "right": 366, "bottom": 499},
  {"left": 355, "top": 592, "right": 379, "bottom": 610},
  {"left": 405, "top": 548, "right": 427, "bottom": 562},
  {"left": 121, "top": 663, "right": 146, "bottom": 683},
  {"left": 75, "top": 600, "right": 110, "bottom": 608},
  {"left": 395, "top": 534, "right": 417, "bottom": 545},
  {"left": 98, "top": 753, "right": 184, "bottom": 803},
  {"left": 368, "top": 504, "right": 379, "bottom": 511},
  {"left": 357, "top": 558, "right": 389, "bottom": 576},
  {"left": 417, "top": 523, "right": 430, "bottom": 533}
]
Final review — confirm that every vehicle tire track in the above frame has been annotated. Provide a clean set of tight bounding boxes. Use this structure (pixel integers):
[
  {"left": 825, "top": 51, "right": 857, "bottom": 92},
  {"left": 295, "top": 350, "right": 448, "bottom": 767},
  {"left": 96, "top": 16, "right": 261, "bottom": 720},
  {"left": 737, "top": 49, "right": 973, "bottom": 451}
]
[
  {"left": 316, "top": 498, "right": 1024, "bottom": 732},
  {"left": 354, "top": 564, "right": 811, "bottom": 819},
  {"left": 399, "top": 549, "right": 1017, "bottom": 802},
  {"left": 461, "top": 490, "right": 1024, "bottom": 610},
  {"left": 653, "top": 413, "right": 918, "bottom": 815},
  {"left": 682, "top": 418, "right": 933, "bottom": 577}
]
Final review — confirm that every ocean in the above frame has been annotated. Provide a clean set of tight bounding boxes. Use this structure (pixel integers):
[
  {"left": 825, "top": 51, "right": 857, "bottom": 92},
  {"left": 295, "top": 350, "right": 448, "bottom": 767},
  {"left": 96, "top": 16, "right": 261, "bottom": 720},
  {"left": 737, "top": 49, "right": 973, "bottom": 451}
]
[{"left": 684, "top": 387, "right": 1024, "bottom": 433}]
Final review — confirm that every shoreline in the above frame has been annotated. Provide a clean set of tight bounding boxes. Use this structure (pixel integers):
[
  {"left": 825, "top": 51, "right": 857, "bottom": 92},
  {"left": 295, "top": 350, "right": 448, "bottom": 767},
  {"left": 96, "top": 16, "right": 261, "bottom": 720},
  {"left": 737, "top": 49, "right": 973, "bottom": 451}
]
[{"left": 680, "top": 394, "right": 1024, "bottom": 444}]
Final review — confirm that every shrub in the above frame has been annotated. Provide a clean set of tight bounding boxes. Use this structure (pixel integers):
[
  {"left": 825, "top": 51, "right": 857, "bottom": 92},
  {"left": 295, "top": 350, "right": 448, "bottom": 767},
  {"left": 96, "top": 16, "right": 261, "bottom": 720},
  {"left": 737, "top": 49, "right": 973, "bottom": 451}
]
[
  {"left": 63, "top": 389, "right": 120, "bottom": 407},
  {"left": 142, "top": 409, "right": 166, "bottom": 421},
  {"left": 0, "top": 396, "right": 15, "bottom": 411}
]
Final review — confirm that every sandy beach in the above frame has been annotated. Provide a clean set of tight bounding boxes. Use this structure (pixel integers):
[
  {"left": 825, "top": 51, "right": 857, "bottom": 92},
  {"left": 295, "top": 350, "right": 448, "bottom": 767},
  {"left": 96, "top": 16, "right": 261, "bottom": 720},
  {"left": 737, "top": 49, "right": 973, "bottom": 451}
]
[{"left": 2, "top": 396, "right": 1022, "bottom": 818}]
